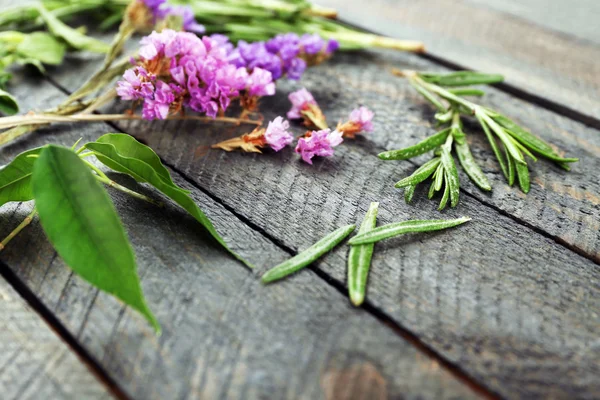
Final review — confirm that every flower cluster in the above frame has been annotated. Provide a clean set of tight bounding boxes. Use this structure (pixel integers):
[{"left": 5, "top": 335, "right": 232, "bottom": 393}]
[
  {"left": 139, "top": 0, "right": 205, "bottom": 33},
  {"left": 227, "top": 33, "right": 339, "bottom": 81},
  {"left": 117, "top": 29, "right": 276, "bottom": 120},
  {"left": 212, "top": 89, "right": 374, "bottom": 165},
  {"left": 287, "top": 88, "right": 327, "bottom": 129}
]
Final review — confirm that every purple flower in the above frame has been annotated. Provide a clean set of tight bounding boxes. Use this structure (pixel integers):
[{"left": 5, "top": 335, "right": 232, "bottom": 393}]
[
  {"left": 325, "top": 39, "right": 340, "bottom": 55},
  {"left": 164, "top": 5, "right": 205, "bottom": 33},
  {"left": 266, "top": 33, "right": 299, "bottom": 53},
  {"left": 287, "top": 88, "right": 316, "bottom": 119},
  {"left": 247, "top": 68, "right": 275, "bottom": 97},
  {"left": 140, "top": 0, "right": 166, "bottom": 16},
  {"left": 349, "top": 106, "right": 374, "bottom": 132},
  {"left": 264, "top": 116, "right": 293, "bottom": 151},
  {"left": 295, "top": 129, "right": 343, "bottom": 164},
  {"left": 300, "top": 34, "right": 325, "bottom": 55},
  {"left": 285, "top": 58, "right": 306, "bottom": 81},
  {"left": 116, "top": 67, "right": 154, "bottom": 101}
]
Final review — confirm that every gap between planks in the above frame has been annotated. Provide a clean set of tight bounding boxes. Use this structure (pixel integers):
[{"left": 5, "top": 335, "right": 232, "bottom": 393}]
[{"left": 0, "top": 259, "right": 132, "bottom": 400}]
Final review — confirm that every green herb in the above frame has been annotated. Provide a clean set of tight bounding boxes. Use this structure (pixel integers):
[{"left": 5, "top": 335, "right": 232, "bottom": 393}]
[
  {"left": 348, "top": 217, "right": 471, "bottom": 245},
  {"left": 348, "top": 202, "right": 378, "bottom": 306},
  {"left": 0, "top": 88, "right": 19, "bottom": 115},
  {"left": 0, "top": 135, "right": 254, "bottom": 331},
  {"left": 386, "top": 69, "right": 578, "bottom": 207},
  {"left": 262, "top": 224, "right": 356, "bottom": 284},
  {"left": 32, "top": 145, "right": 159, "bottom": 332}
]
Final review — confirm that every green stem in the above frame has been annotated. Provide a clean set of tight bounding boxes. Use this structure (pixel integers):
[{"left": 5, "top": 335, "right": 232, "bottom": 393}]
[
  {"left": 94, "top": 174, "right": 164, "bottom": 208},
  {"left": 0, "top": 207, "right": 37, "bottom": 252}
]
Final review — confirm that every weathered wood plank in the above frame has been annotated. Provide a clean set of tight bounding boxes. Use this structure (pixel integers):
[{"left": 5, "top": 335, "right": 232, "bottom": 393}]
[
  {"left": 90, "top": 57, "right": 600, "bottom": 398},
  {"left": 0, "top": 275, "right": 114, "bottom": 400},
  {"left": 319, "top": 0, "right": 600, "bottom": 122},
  {"left": 0, "top": 74, "right": 481, "bottom": 399}
]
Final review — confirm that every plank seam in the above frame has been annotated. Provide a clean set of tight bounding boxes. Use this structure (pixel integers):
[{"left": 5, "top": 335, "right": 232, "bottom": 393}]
[{"left": 0, "top": 261, "right": 132, "bottom": 400}]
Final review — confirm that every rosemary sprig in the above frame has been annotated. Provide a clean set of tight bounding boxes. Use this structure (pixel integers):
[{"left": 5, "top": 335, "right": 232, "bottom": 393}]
[{"left": 383, "top": 70, "right": 578, "bottom": 207}]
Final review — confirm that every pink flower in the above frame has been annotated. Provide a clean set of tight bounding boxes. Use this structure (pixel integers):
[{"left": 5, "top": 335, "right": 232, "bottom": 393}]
[
  {"left": 247, "top": 67, "right": 275, "bottom": 97},
  {"left": 295, "top": 129, "right": 343, "bottom": 164},
  {"left": 264, "top": 117, "right": 293, "bottom": 151},
  {"left": 287, "top": 88, "right": 316, "bottom": 119},
  {"left": 116, "top": 67, "right": 154, "bottom": 101},
  {"left": 349, "top": 106, "right": 374, "bottom": 132}
]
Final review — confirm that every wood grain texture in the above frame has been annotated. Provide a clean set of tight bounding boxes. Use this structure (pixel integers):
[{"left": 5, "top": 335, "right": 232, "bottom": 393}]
[
  {"left": 0, "top": 74, "right": 481, "bottom": 400},
  {"left": 88, "top": 55, "right": 600, "bottom": 399},
  {"left": 0, "top": 275, "right": 113, "bottom": 400},
  {"left": 318, "top": 0, "right": 600, "bottom": 122}
]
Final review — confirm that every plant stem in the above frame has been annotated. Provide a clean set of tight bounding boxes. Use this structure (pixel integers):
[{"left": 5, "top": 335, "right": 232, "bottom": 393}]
[
  {"left": 94, "top": 174, "right": 164, "bottom": 207},
  {"left": 0, "top": 208, "right": 37, "bottom": 252}
]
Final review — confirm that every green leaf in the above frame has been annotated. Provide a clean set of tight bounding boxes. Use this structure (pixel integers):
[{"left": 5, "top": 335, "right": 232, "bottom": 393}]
[
  {"left": 447, "top": 88, "right": 485, "bottom": 97},
  {"left": 515, "top": 162, "right": 530, "bottom": 193},
  {"left": 0, "top": 147, "right": 42, "bottom": 207},
  {"left": 348, "top": 217, "right": 471, "bottom": 245},
  {"left": 0, "top": 88, "right": 18, "bottom": 115},
  {"left": 84, "top": 138, "right": 251, "bottom": 268},
  {"left": 507, "top": 148, "right": 516, "bottom": 186},
  {"left": 394, "top": 158, "right": 441, "bottom": 188},
  {"left": 16, "top": 32, "right": 65, "bottom": 65},
  {"left": 408, "top": 79, "right": 446, "bottom": 112},
  {"left": 438, "top": 182, "right": 450, "bottom": 211},
  {"left": 455, "top": 141, "right": 492, "bottom": 191},
  {"left": 379, "top": 128, "right": 450, "bottom": 160},
  {"left": 477, "top": 113, "right": 509, "bottom": 180},
  {"left": 262, "top": 224, "right": 356, "bottom": 284},
  {"left": 440, "top": 144, "right": 460, "bottom": 207},
  {"left": 93, "top": 133, "right": 181, "bottom": 190},
  {"left": 32, "top": 145, "right": 159, "bottom": 331},
  {"left": 37, "top": 4, "right": 109, "bottom": 53},
  {"left": 419, "top": 71, "right": 504, "bottom": 87},
  {"left": 404, "top": 184, "right": 416, "bottom": 204},
  {"left": 348, "top": 202, "right": 378, "bottom": 306}
]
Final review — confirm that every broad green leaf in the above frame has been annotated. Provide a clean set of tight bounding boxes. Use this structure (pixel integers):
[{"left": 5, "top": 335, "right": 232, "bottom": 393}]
[
  {"left": 32, "top": 145, "right": 159, "bottom": 331},
  {"left": 0, "top": 88, "right": 18, "bottom": 115},
  {"left": 348, "top": 202, "right": 378, "bottom": 306},
  {"left": 348, "top": 217, "right": 471, "bottom": 245},
  {"left": 419, "top": 71, "right": 504, "bottom": 87},
  {"left": 0, "top": 147, "right": 41, "bottom": 206},
  {"left": 440, "top": 145, "right": 460, "bottom": 207},
  {"left": 37, "top": 4, "right": 109, "bottom": 53},
  {"left": 455, "top": 141, "right": 491, "bottom": 191},
  {"left": 262, "top": 224, "right": 356, "bottom": 284},
  {"left": 394, "top": 158, "right": 441, "bottom": 188},
  {"left": 16, "top": 32, "right": 65, "bottom": 65},
  {"left": 379, "top": 128, "right": 449, "bottom": 160},
  {"left": 94, "top": 133, "right": 180, "bottom": 190},
  {"left": 84, "top": 139, "right": 251, "bottom": 268}
]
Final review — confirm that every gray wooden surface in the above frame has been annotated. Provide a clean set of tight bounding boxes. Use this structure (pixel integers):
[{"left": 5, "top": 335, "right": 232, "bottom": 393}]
[
  {"left": 1, "top": 1, "right": 599, "bottom": 399},
  {"left": 0, "top": 274, "right": 113, "bottom": 400},
  {"left": 319, "top": 0, "right": 600, "bottom": 124}
]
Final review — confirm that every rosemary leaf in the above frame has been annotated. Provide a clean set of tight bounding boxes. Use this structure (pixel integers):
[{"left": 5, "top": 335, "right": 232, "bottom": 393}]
[
  {"left": 447, "top": 88, "right": 486, "bottom": 97},
  {"left": 440, "top": 145, "right": 460, "bottom": 207},
  {"left": 262, "top": 224, "right": 356, "bottom": 284},
  {"left": 348, "top": 217, "right": 471, "bottom": 245},
  {"left": 348, "top": 202, "right": 379, "bottom": 306},
  {"left": 408, "top": 79, "right": 446, "bottom": 112},
  {"left": 515, "top": 162, "right": 531, "bottom": 193},
  {"left": 477, "top": 113, "right": 509, "bottom": 180},
  {"left": 404, "top": 184, "right": 416, "bottom": 203},
  {"left": 419, "top": 71, "right": 504, "bottom": 87},
  {"left": 455, "top": 141, "right": 492, "bottom": 191},
  {"left": 379, "top": 128, "right": 450, "bottom": 160},
  {"left": 438, "top": 183, "right": 450, "bottom": 211},
  {"left": 394, "top": 158, "right": 441, "bottom": 188}
]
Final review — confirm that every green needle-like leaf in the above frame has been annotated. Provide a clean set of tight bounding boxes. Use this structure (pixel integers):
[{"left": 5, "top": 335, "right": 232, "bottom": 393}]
[
  {"left": 404, "top": 184, "right": 416, "bottom": 203},
  {"left": 0, "top": 147, "right": 41, "bottom": 206},
  {"left": 379, "top": 128, "right": 449, "bottom": 160},
  {"left": 440, "top": 145, "right": 460, "bottom": 207},
  {"left": 395, "top": 158, "right": 441, "bottom": 188},
  {"left": 419, "top": 71, "right": 504, "bottom": 87},
  {"left": 438, "top": 183, "right": 450, "bottom": 211},
  {"left": 0, "top": 88, "right": 18, "bottom": 115},
  {"left": 262, "top": 224, "right": 356, "bottom": 284},
  {"left": 408, "top": 79, "right": 446, "bottom": 112},
  {"left": 348, "top": 202, "right": 378, "bottom": 306},
  {"left": 455, "top": 141, "right": 491, "bottom": 191},
  {"left": 348, "top": 217, "right": 471, "bottom": 245},
  {"left": 32, "top": 145, "right": 159, "bottom": 331},
  {"left": 507, "top": 149, "right": 516, "bottom": 186},
  {"left": 477, "top": 113, "right": 509, "bottom": 180},
  {"left": 37, "top": 4, "right": 109, "bottom": 53},
  {"left": 515, "top": 162, "right": 530, "bottom": 193},
  {"left": 84, "top": 138, "right": 251, "bottom": 268},
  {"left": 447, "top": 88, "right": 485, "bottom": 97}
]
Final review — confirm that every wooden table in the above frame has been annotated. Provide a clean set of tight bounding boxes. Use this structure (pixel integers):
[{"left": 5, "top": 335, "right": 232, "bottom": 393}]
[{"left": 1, "top": 1, "right": 598, "bottom": 399}]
